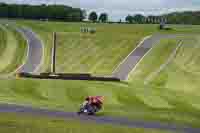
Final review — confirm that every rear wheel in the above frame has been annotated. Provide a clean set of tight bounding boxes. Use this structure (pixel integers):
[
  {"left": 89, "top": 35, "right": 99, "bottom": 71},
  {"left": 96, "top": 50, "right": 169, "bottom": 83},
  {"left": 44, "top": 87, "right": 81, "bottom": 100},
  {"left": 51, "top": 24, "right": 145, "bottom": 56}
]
[
  {"left": 77, "top": 111, "right": 82, "bottom": 115},
  {"left": 88, "top": 112, "right": 95, "bottom": 115}
]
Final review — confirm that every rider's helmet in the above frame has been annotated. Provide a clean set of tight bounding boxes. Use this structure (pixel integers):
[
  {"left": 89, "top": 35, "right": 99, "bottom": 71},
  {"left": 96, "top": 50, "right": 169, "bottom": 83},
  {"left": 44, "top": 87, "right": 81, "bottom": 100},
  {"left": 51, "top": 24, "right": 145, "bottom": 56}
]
[{"left": 86, "top": 96, "right": 104, "bottom": 104}]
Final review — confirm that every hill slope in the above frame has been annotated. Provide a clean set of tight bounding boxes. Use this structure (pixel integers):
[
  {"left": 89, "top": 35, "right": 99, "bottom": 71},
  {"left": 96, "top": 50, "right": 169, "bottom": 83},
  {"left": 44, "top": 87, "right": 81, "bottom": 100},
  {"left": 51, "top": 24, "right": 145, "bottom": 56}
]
[
  {"left": 17, "top": 21, "right": 158, "bottom": 73},
  {"left": 0, "top": 24, "right": 27, "bottom": 74}
]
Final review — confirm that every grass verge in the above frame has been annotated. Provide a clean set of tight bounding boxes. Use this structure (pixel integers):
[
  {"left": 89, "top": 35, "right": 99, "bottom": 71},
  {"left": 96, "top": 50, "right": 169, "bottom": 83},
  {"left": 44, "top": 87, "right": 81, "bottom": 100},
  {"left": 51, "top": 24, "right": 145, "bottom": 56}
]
[{"left": 0, "top": 112, "right": 172, "bottom": 133}]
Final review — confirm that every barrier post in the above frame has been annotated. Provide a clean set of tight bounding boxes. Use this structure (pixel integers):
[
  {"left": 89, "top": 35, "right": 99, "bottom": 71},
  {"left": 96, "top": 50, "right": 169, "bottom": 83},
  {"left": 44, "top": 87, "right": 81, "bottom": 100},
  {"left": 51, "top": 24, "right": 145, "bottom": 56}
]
[{"left": 51, "top": 32, "right": 57, "bottom": 73}]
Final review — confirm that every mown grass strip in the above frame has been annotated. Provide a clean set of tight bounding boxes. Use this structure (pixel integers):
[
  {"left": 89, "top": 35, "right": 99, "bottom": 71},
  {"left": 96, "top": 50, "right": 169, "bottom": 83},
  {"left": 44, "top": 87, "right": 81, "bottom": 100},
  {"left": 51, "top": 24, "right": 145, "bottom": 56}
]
[{"left": 0, "top": 24, "right": 26, "bottom": 74}]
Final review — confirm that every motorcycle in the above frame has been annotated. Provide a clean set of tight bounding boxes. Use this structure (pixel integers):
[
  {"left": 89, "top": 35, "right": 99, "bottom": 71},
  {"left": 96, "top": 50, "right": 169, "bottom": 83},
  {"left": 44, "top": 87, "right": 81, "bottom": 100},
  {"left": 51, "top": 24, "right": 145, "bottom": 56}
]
[{"left": 77, "top": 102, "right": 99, "bottom": 115}]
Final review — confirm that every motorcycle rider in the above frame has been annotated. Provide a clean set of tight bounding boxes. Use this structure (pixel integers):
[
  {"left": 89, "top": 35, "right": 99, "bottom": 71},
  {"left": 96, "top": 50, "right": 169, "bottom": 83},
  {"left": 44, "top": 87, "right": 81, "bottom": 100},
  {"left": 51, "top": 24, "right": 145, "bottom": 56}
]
[{"left": 82, "top": 96, "right": 104, "bottom": 112}]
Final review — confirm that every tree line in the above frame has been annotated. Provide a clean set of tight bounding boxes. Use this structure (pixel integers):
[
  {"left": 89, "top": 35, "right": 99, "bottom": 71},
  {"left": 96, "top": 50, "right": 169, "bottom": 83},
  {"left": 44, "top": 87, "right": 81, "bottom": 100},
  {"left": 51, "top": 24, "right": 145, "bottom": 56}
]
[
  {"left": 0, "top": 3, "right": 85, "bottom": 21},
  {"left": 89, "top": 10, "right": 200, "bottom": 25},
  {"left": 0, "top": 2, "right": 200, "bottom": 25},
  {"left": 0, "top": 3, "right": 108, "bottom": 23},
  {"left": 125, "top": 11, "right": 200, "bottom": 25},
  {"left": 164, "top": 11, "right": 200, "bottom": 25},
  {"left": 125, "top": 14, "right": 167, "bottom": 24},
  {"left": 88, "top": 12, "right": 108, "bottom": 23}
]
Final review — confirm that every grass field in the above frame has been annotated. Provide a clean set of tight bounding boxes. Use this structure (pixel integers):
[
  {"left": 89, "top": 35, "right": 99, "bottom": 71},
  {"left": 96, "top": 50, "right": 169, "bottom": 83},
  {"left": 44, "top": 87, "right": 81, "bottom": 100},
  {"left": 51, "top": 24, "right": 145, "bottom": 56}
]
[
  {"left": 0, "top": 20, "right": 198, "bottom": 132},
  {"left": 0, "top": 25, "right": 7, "bottom": 59},
  {"left": 128, "top": 35, "right": 200, "bottom": 126},
  {"left": 0, "top": 113, "right": 172, "bottom": 133},
  {"left": 16, "top": 20, "right": 159, "bottom": 74},
  {"left": 129, "top": 34, "right": 200, "bottom": 94},
  {"left": 55, "top": 31, "right": 146, "bottom": 75},
  {"left": 0, "top": 78, "right": 200, "bottom": 127},
  {"left": 149, "top": 36, "right": 200, "bottom": 97},
  {"left": 129, "top": 38, "right": 181, "bottom": 82},
  {"left": 0, "top": 24, "right": 27, "bottom": 74}
]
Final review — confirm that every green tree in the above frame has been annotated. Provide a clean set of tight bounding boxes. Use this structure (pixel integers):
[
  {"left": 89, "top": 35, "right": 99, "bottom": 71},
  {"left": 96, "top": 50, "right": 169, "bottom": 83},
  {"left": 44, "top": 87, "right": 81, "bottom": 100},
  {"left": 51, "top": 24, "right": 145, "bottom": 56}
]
[
  {"left": 0, "top": 3, "right": 84, "bottom": 22},
  {"left": 133, "top": 14, "right": 145, "bottom": 24},
  {"left": 125, "top": 15, "right": 134, "bottom": 23},
  {"left": 89, "top": 11, "right": 98, "bottom": 22},
  {"left": 99, "top": 13, "right": 108, "bottom": 23}
]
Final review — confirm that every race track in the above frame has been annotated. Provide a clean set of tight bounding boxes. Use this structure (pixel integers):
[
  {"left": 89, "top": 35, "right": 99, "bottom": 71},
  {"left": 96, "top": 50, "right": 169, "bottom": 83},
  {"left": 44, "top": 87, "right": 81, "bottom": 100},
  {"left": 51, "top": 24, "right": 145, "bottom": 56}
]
[
  {"left": 0, "top": 103, "right": 199, "bottom": 133},
  {"left": 16, "top": 27, "right": 43, "bottom": 73}
]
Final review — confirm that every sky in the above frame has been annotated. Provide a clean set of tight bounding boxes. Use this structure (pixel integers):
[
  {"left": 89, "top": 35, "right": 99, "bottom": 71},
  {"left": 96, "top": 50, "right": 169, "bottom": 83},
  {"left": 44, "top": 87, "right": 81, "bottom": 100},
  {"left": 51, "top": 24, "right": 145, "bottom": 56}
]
[{"left": 1, "top": 0, "right": 200, "bottom": 21}]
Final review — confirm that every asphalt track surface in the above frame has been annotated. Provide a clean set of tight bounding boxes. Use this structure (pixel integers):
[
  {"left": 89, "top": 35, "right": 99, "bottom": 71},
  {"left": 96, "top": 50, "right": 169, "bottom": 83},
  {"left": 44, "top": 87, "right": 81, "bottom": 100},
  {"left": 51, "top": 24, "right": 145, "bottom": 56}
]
[
  {"left": 2, "top": 28, "right": 200, "bottom": 132},
  {"left": 112, "top": 34, "right": 189, "bottom": 80},
  {"left": 16, "top": 27, "right": 43, "bottom": 73},
  {"left": 0, "top": 103, "right": 199, "bottom": 133}
]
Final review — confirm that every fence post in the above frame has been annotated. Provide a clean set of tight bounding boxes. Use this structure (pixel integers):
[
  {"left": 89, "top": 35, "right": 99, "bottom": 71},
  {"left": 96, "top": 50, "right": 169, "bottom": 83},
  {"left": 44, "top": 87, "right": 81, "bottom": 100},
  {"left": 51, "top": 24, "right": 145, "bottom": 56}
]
[{"left": 51, "top": 32, "right": 57, "bottom": 73}]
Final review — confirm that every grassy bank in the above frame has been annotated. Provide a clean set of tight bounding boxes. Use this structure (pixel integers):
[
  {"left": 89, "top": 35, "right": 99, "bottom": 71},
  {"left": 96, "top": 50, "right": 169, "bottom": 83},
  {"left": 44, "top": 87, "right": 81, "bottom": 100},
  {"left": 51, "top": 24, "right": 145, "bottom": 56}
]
[
  {"left": 16, "top": 20, "right": 158, "bottom": 73},
  {"left": 0, "top": 25, "right": 7, "bottom": 58},
  {"left": 55, "top": 31, "right": 146, "bottom": 75},
  {"left": 0, "top": 78, "right": 199, "bottom": 127},
  {"left": 149, "top": 36, "right": 200, "bottom": 95},
  {"left": 127, "top": 35, "right": 200, "bottom": 127},
  {"left": 129, "top": 39, "right": 181, "bottom": 82},
  {"left": 0, "top": 113, "right": 173, "bottom": 133},
  {"left": 0, "top": 24, "right": 27, "bottom": 74}
]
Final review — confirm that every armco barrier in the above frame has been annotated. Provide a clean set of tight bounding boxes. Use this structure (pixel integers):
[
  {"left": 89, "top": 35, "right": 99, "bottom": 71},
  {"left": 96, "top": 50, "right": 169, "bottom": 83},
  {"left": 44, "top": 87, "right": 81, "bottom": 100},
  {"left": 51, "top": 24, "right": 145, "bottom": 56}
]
[{"left": 17, "top": 73, "right": 121, "bottom": 82}]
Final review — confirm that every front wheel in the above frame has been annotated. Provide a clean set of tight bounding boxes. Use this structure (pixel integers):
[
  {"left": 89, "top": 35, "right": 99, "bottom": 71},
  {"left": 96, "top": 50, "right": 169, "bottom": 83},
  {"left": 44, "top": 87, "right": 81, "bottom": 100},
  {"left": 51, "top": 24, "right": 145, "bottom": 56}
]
[{"left": 77, "top": 107, "right": 85, "bottom": 115}]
